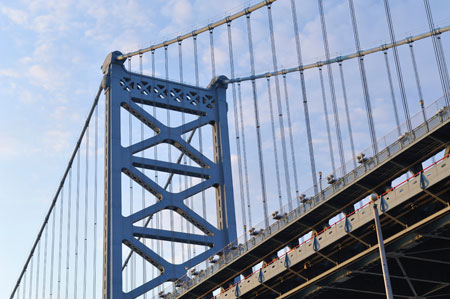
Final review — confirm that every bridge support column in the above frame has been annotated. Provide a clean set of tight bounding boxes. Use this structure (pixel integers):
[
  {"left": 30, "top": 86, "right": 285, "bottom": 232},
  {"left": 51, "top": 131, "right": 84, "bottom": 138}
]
[
  {"left": 101, "top": 51, "right": 237, "bottom": 298},
  {"left": 370, "top": 194, "right": 393, "bottom": 299}
]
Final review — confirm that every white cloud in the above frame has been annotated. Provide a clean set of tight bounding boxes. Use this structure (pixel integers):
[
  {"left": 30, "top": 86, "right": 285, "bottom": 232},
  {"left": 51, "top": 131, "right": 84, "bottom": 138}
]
[
  {"left": 20, "top": 90, "right": 36, "bottom": 104},
  {"left": 44, "top": 129, "right": 71, "bottom": 152},
  {"left": 27, "top": 64, "right": 67, "bottom": 92},
  {"left": 161, "top": 0, "right": 193, "bottom": 26},
  {"left": 0, "top": 132, "right": 21, "bottom": 157},
  {"left": 0, "top": 69, "right": 19, "bottom": 78},
  {"left": 0, "top": 7, "right": 29, "bottom": 25}
]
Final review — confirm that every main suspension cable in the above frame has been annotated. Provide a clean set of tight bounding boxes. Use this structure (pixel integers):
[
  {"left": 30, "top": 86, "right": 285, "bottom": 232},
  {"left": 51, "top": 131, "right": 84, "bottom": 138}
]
[
  {"left": 338, "top": 61, "right": 357, "bottom": 169},
  {"left": 383, "top": 0, "right": 412, "bottom": 134},
  {"left": 319, "top": 0, "right": 346, "bottom": 173},
  {"left": 267, "top": 4, "right": 293, "bottom": 211},
  {"left": 348, "top": 0, "right": 378, "bottom": 155},
  {"left": 319, "top": 66, "right": 336, "bottom": 175},
  {"left": 289, "top": 0, "right": 318, "bottom": 194},
  {"left": 266, "top": 77, "right": 284, "bottom": 213},
  {"left": 383, "top": 49, "right": 401, "bottom": 135},
  {"left": 246, "top": 12, "right": 269, "bottom": 228}
]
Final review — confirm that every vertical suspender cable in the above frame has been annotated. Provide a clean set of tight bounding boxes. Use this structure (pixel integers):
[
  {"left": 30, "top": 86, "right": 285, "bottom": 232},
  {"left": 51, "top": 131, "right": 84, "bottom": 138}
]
[
  {"left": 348, "top": 0, "right": 378, "bottom": 155},
  {"left": 139, "top": 53, "right": 147, "bottom": 295},
  {"left": 319, "top": 66, "right": 336, "bottom": 174},
  {"left": 246, "top": 12, "right": 269, "bottom": 229},
  {"left": 267, "top": 4, "right": 294, "bottom": 211},
  {"left": 289, "top": 0, "right": 318, "bottom": 194},
  {"left": 164, "top": 45, "right": 176, "bottom": 267},
  {"left": 92, "top": 103, "right": 98, "bottom": 298},
  {"left": 23, "top": 271, "right": 27, "bottom": 299},
  {"left": 227, "top": 21, "right": 248, "bottom": 241},
  {"left": 56, "top": 188, "right": 64, "bottom": 299},
  {"left": 209, "top": 28, "right": 216, "bottom": 78},
  {"left": 423, "top": 0, "right": 450, "bottom": 106},
  {"left": 74, "top": 150, "right": 81, "bottom": 298},
  {"left": 178, "top": 40, "right": 187, "bottom": 264},
  {"left": 409, "top": 41, "right": 435, "bottom": 162},
  {"left": 266, "top": 77, "right": 284, "bottom": 213},
  {"left": 282, "top": 74, "right": 300, "bottom": 199},
  {"left": 28, "top": 255, "right": 33, "bottom": 299},
  {"left": 83, "top": 126, "right": 89, "bottom": 299},
  {"left": 436, "top": 34, "right": 450, "bottom": 103},
  {"left": 383, "top": 49, "right": 402, "bottom": 135},
  {"left": 193, "top": 35, "right": 200, "bottom": 87},
  {"left": 237, "top": 82, "right": 253, "bottom": 228},
  {"left": 35, "top": 241, "right": 40, "bottom": 299},
  {"left": 49, "top": 193, "right": 57, "bottom": 298},
  {"left": 64, "top": 168, "right": 72, "bottom": 299},
  {"left": 337, "top": 62, "right": 357, "bottom": 168},
  {"left": 206, "top": 26, "right": 219, "bottom": 257},
  {"left": 127, "top": 56, "right": 135, "bottom": 290},
  {"left": 383, "top": 0, "right": 412, "bottom": 134},
  {"left": 409, "top": 42, "right": 424, "bottom": 103},
  {"left": 42, "top": 219, "right": 49, "bottom": 299},
  {"left": 318, "top": 0, "right": 346, "bottom": 173},
  {"left": 193, "top": 34, "right": 204, "bottom": 259},
  {"left": 151, "top": 50, "right": 161, "bottom": 295}
]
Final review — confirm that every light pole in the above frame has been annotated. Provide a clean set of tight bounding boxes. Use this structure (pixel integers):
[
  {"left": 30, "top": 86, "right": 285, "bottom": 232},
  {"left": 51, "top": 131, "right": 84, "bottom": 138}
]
[
  {"left": 318, "top": 171, "right": 323, "bottom": 202},
  {"left": 370, "top": 193, "right": 393, "bottom": 299}
]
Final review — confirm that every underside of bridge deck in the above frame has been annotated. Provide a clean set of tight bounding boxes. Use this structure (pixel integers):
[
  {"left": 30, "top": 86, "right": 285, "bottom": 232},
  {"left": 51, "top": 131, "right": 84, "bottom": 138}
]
[{"left": 242, "top": 179, "right": 450, "bottom": 298}]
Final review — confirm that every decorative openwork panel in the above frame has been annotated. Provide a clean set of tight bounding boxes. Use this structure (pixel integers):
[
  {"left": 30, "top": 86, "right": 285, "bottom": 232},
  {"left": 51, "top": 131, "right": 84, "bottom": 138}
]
[{"left": 101, "top": 51, "right": 236, "bottom": 298}]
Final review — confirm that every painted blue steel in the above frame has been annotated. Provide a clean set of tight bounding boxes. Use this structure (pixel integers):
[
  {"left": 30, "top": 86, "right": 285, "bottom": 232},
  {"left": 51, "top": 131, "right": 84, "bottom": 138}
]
[{"left": 102, "top": 51, "right": 237, "bottom": 298}]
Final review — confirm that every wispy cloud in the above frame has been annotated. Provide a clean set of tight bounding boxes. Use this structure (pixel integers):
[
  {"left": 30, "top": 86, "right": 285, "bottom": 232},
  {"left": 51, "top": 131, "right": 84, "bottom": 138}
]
[
  {"left": 0, "top": 69, "right": 20, "bottom": 78},
  {"left": 0, "top": 7, "right": 29, "bottom": 25}
]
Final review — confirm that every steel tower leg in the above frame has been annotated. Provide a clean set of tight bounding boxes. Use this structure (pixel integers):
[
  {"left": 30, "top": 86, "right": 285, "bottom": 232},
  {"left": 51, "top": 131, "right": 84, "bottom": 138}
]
[{"left": 102, "top": 51, "right": 236, "bottom": 298}]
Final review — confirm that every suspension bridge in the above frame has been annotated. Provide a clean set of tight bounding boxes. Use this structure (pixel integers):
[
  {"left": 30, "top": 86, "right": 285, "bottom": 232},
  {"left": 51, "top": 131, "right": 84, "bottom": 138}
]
[{"left": 7, "top": 0, "right": 450, "bottom": 298}]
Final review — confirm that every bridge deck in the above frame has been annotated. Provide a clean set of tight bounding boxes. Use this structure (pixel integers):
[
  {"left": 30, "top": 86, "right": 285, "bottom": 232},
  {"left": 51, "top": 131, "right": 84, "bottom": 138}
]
[
  {"left": 172, "top": 107, "right": 450, "bottom": 298},
  {"left": 222, "top": 156, "right": 450, "bottom": 298}
]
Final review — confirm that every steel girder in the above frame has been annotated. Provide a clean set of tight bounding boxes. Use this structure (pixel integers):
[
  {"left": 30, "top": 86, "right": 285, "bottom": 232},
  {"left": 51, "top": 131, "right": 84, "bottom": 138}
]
[{"left": 101, "top": 51, "right": 237, "bottom": 298}]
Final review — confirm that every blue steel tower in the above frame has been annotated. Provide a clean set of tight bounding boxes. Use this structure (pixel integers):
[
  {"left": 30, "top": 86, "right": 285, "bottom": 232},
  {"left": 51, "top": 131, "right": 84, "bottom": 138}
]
[{"left": 101, "top": 51, "right": 237, "bottom": 298}]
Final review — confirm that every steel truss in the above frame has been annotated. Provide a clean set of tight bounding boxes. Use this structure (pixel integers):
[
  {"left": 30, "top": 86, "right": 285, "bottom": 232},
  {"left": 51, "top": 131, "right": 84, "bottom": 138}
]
[{"left": 101, "top": 51, "right": 236, "bottom": 298}]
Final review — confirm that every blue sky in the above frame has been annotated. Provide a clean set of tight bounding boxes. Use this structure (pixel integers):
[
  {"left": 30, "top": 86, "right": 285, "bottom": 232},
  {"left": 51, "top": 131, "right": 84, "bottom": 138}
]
[{"left": 1, "top": 0, "right": 450, "bottom": 297}]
